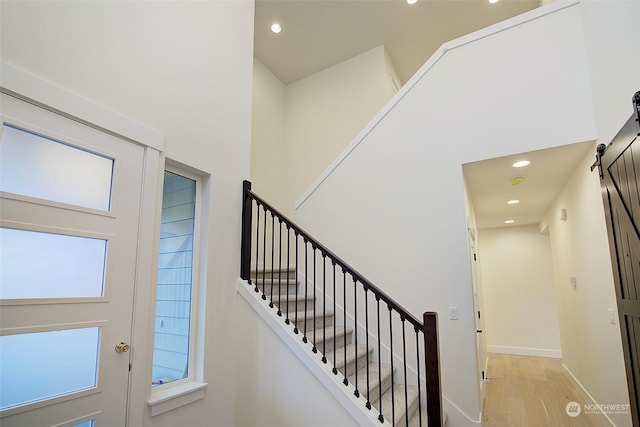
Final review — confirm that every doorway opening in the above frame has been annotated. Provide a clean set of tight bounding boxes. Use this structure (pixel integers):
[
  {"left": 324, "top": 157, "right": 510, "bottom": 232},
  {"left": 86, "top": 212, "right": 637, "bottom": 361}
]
[{"left": 462, "top": 141, "right": 630, "bottom": 426}]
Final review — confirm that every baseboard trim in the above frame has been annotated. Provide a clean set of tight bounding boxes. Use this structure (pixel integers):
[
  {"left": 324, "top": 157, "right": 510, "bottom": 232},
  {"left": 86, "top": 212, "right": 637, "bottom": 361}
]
[
  {"left": 562, "top": 364, "right": 616, "bottom": 427},
  {"left": 487, "top": 345, "right": 562, "bottom": 359}
]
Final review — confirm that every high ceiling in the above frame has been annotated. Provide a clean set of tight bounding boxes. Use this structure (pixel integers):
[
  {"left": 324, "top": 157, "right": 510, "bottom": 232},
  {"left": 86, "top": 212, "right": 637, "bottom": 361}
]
[
  {"left": 254, "top": 0, "right": 541, "bottom": 85},
  {"left": 254, "top": 0, "right": 586, "bottom": 230}
]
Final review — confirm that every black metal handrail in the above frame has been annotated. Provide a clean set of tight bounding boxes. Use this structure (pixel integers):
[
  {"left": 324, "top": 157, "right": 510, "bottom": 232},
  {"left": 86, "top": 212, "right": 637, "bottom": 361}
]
[{"left": 240, "top": 180, "right": 443, "bottom": 426}]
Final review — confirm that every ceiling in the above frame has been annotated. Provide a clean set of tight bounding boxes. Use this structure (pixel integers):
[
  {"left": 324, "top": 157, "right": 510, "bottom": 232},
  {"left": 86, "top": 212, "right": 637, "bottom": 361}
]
[
  {"left": 254, "top": 0, "right": 541, "bottom": 85},
  {"left": 254, "top": 0, "right": 585, "bottom": 230},
  {"left": 463, "top": 141, "right": 596, "bottom": 230}
]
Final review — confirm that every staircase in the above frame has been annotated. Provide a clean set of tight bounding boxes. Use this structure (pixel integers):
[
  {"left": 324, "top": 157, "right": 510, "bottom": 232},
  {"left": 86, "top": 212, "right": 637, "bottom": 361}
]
[
  {"left": 250, "top": 268, "right": 438, "bottom": 427},
  {"left": 241, "top": 181, "right": 445, "bottom": 426}
]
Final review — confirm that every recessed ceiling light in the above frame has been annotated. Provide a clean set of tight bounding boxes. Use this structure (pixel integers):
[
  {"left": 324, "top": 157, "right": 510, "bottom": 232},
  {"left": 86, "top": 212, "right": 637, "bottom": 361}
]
[
  {"left": 504, "top": 219, "right": 515, "bottom": 224},
  {"left": 271, "top": 23, "right": 282, "bottom": 34},
  {"left": 507, "top": 199, "right": 520, "bottom": 205},
  {"left": 407, "top": 0, "right": 418, "bottom": 4},
  {"left": 489, "top": 0, "right": 499, "bottom": 3},
  {"left": 512, "top": 160, "right": 530, "bottom": 168}
]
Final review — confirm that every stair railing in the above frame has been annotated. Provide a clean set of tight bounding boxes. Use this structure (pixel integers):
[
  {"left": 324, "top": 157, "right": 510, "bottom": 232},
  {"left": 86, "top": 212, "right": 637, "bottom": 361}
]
[{"left": 240, "top": 180, "right": 443, "bottom": 426}]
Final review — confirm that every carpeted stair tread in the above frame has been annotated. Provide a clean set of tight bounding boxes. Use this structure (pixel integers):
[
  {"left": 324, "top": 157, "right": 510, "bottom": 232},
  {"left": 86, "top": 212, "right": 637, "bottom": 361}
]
[
  {"left": 251, "top": 277, "right": 298, "bottom": 286},
  {"left": 332, "top": 343, "right": 372, "bottom": 379},
  {"left": 271, "top": 293, "right": 315, "bottom": 312},
  {"left": 292, "top": 309, "right": 334, "bottom": 332},
  {"left": 310, "top": 325, "right": 353, "bottom": 353},
  {"left": 377, "top": 385, "right": 420, "bottom": 427},
  {"left": 353, "top": 363, "right": 393, "bottom": 405},
  {"left": 251, "top": 267, "right": 296, "bottom": 279}
]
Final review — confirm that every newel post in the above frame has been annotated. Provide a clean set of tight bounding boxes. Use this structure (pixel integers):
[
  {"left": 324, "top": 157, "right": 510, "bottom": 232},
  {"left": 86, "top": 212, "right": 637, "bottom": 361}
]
[
  {"left": 240, "top": 180, "right": 252, "bottom": 281},
  {"left": 423, "top": 311, "right": 443, "bottom": 427}
]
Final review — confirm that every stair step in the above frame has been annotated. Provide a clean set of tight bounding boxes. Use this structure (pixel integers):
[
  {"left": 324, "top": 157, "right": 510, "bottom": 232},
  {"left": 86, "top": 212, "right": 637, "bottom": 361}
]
[
  {"left": 251, "top": 267, "right": 296, "bottom": 279},
  {"left": 377, "top": 385, "right": 420, "bottom": 427},
  {"left": 311, "top": 325, "right": 353, "bottom": 353},
  {"left": 272, "top": 294, "right": 315, "bottom": 315},
  {"left": 353, "top": 363, "right": 393, "bottom": 406},
  {"left": 250, "top": 277, "right": 298, "bottom": 286},
  {"left": 251, "top": 282, "right": 298, "bottom": 299},
  {"left": 292, "top": 310, "right": 334, "bottom": 333},
  {"left": 333, "top": 343, "right": 372, "bottom": 380}
]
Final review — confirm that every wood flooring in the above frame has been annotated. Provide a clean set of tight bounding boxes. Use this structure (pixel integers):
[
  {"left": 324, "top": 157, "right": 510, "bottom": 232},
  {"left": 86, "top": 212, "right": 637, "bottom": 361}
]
[{"left": 482, "top": 353, "right": 601, "bottom": 426}]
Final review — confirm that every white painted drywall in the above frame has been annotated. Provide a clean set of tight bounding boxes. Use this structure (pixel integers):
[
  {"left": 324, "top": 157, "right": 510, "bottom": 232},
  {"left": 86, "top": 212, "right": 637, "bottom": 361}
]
[
  {"left": 252, "top": 46, "right": 397, "bottom": 219},
  {"left": 478, "top": 225, "right": 562, "bottom": 358},
  {"left": 295, "top": 4, "right": 600, "bottom": 423},
  {"left": 285, "top": 45, "right": 394, "bottom": 211},
  {"left": 254, "top": 46, "right": 397, "bottom": 220},
  {"left": 235, "top": 290, "right": 361, "bottom": 427},
  {"left": 251, "top": 59, "right": 289, "bottom": 215},
  {"left": 579, "top": 0, "right": 640, "bottom": 147},
  {"left": 1, "top": 2, "right": 253, "bottom": 426},
  {"left": 544, "top": 144, "right": 631, "bottom": 426}
]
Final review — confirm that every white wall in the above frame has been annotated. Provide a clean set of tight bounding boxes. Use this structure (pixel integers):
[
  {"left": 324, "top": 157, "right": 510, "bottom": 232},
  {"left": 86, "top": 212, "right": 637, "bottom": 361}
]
[
  {"left": 1, "top": 2, "right": 253, "bottom": 426},
  {"left": 478, "top": 226, "right": 562, "bottom": 358},
  {"left": 251, "top": 60, "right": 289, "bottom": 214},
  {"left": 579, "top": 0, "right": 640, "bottom": 147},
  {"left": 543, "top": 144, "right": 631, "bottom": 426},
  {"left": 295, "top": 4, "right": 601, "bottom": 424},
  {"left": 251, "top": 46, "right": 399, "bottom": 218},
  {"left": 235, "top": 296, "right": 359, "bottom": 427}
]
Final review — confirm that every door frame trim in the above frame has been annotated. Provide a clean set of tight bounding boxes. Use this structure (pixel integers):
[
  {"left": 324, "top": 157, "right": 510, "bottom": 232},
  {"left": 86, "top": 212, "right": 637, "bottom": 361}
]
[
  {"left": 0, "top": 61, "right": 164, "bottom": 152},
  {"left": 1, "top": 60, "right": 164, "bottom": 427}
]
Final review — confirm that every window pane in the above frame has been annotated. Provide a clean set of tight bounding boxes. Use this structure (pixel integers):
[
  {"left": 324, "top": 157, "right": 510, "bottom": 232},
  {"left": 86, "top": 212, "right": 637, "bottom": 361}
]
[
  {"left": 0, "top": 123, "right": 113, "bottom": 211},
  {"left": 152, "top": 171, "right": 195, "bottom": 385},
  {"left": 0, "top": 327, "right": 100, "bottom": 410},
  {"left": 0, "top": 228, "right": 106, "bottom": 299},
  {"left": 73, "top": 421, "right": 94, "bottom": 427}
]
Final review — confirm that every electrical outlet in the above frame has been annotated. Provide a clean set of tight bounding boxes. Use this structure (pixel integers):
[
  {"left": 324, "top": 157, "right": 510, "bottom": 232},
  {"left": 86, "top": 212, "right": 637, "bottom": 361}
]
[{"left": 449, "top": 306, "right": 458, "bottom": 320}]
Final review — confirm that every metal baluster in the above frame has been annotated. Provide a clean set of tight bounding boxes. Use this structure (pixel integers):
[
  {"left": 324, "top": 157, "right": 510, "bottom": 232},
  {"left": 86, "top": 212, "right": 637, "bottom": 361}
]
[
  {"left": 254, "top": 200, "right": 260, "bottom": 293},
  {"left": 285, "top": 225, "right": 291, "bottom": 325},
  {"left": 303, "top": 239, "right": 309, "bottom": 343},
  {"left": 293, "top": 232, "right": 299, "bottom": 334},
  {"left": 353, "top": 277, "right": 359, "bottom": 398},
  {"left": 402, "top": 318, "right": 408, "bottom": 427},
  {"left": 364, "top": 286, "right": 371, "bottom": 410},
  {"left": 277, "top": 218, "right": 283, "bottom": 316},
  {"left": 343, "top": 268, "right": 348, "bottom": 386},
  {"left": 332, "top": 261, "right": 338, "bottom": 375},
  {"left": 415, "top": 327, "right": 422, "bottom": 427},
  {"left": 376, "top": 296, "right": 384, "bottom": 423},
  {"left": 312, "top": 246, "right": 318, "bottom": 353},
  {"left": 261, "top": 205, "right": 267, "bottom": 300},
  {"left": 269, "top": 212, "right": 275, "bottom": 307},
  {"left": 321, "top": 254, "right": 327, "bottom": 363},
  {"left": 389, "top": 305, "right": 395, "bottom": 426}
]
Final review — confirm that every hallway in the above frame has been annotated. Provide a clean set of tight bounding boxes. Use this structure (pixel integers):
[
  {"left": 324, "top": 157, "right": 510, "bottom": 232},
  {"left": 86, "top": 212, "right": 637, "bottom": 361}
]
[{"left": 482, "top": 353, "right": 600, "bottom": 426}]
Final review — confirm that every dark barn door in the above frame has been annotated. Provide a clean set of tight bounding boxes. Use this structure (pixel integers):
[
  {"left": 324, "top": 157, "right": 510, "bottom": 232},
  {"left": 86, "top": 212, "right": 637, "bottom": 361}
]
[{"left": 597, "top": 92, "right": 640, "bottom": 426}]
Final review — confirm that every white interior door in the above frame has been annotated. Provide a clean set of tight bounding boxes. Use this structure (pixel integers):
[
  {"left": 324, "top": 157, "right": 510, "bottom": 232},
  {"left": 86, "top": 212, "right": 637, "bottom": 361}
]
[{"left": 0, "top": 92, "right": 145, "bottom": 427}]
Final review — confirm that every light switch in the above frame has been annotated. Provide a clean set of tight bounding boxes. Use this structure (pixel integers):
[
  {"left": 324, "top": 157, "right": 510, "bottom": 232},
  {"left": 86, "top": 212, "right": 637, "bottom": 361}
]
[
  {"left": 609, "top": 309, "right": 616, "bottom": 325},
  {"left": 449, "top": 307, "right": 458, "bottom": 320}
]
